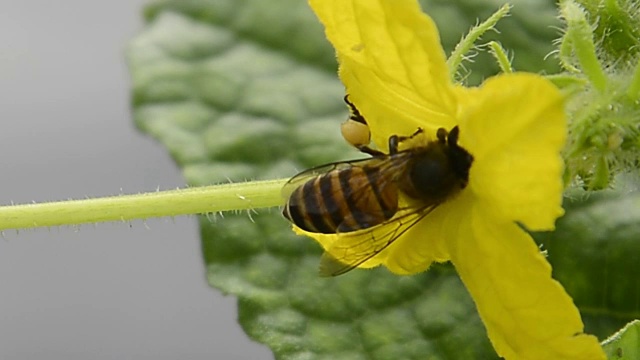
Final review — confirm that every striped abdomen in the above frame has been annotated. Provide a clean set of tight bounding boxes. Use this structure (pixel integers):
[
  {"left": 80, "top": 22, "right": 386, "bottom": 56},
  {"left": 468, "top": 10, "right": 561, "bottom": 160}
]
[{"left": 283, "top": 166, "right": 398, "bottom": 233}]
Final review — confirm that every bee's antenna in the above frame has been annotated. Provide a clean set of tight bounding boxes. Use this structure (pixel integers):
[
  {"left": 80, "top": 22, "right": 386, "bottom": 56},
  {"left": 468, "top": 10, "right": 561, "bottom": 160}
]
[{"left": 447, "top": 126, "right": 460, "bottom": 146}]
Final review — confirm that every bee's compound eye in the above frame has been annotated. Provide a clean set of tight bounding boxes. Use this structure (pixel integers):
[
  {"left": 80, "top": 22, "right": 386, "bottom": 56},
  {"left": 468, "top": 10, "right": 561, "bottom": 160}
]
[{"left": 341, "top": 119, "right": 371, "bottom": 148}]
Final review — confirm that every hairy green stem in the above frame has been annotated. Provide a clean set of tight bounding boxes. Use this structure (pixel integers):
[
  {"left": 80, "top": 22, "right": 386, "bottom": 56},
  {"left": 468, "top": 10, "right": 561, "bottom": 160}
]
[
  {"left": 627, "top": 59, "right": 640, "bottom": 100},
  {"left": 487, "top": 41, "right": 513, "bottom": 73},
  {"left": 447, "top": 3, "right": 511, "bottom": 80},
  {"left": 561, "top": 1, "right": 608, "bottom": 92},
  {"left": 0, "top": 179, "right": 288, "bottom": 230}
]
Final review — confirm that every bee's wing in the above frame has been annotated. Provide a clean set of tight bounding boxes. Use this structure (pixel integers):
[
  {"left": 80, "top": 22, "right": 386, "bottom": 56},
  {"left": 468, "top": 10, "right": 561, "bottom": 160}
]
[
  {"left": 281, "top": 157, "right": 376, "bottom": 200},
  {"left": 318, "top": 205, "right": 438, "bottom": 276},
  {"left": 283, "top": 154, "right": 408, "bottom": 234}
]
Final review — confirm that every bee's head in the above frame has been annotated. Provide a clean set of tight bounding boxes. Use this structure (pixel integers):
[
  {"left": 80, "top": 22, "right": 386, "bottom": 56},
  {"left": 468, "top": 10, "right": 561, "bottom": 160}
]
[{"left": 445, "top": 126, "right": 474, "bottom": 187}]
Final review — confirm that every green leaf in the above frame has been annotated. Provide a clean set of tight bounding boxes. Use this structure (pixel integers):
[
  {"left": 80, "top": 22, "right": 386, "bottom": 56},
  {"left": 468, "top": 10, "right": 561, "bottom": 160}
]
[
  {"left": 602, "top": 320, "right": 640, "bottom": 359},
  {"left": 127, "top": 0, "right": 630, "bottom": 359}
]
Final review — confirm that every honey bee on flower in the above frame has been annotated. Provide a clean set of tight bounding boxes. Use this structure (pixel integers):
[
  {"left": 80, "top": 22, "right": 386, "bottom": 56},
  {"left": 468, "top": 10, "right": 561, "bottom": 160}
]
[
  {"left": 283, "top": 100, "right": 473, "bottom": 276},
  {"left": 283, "top": 0, "right": 606, "bottom": 358}
]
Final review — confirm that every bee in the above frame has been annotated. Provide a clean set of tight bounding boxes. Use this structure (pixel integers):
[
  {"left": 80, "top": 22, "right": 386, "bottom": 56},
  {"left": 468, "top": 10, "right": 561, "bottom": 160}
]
[{"left": 282, "top": 101, "right": 474, "bottom": 276}]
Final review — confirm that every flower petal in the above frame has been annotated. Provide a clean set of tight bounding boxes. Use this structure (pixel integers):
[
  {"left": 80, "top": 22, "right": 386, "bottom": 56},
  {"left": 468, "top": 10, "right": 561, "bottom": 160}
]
[
  {"left": 458, "top": 73, "right": 566, "bottom": 230},
  {"left": 447, "top": 202, "right": 605, "bottom": 360},
  {"left": 291, "top": 191, "right": 464, "bottom": 275},
  {"left": 382, "top": 192, "right": 473, "bottom": 274},
  {"left": 292, "top": 225, "right": 388, "bottom": 271},
  {"left": 309, "top": 0, "right": 457, "bottom": 149}
]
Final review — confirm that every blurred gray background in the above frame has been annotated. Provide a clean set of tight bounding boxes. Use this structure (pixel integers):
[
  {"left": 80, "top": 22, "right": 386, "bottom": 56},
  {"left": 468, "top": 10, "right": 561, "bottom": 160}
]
[{"left": 0, "top": 2, "right": 270, "bottom": 359}]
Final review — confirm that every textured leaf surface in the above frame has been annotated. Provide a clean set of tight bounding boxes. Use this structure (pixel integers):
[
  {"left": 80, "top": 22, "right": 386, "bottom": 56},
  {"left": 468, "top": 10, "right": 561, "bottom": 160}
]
[
  {"left": 602, "top": 320, "right": 640, "bottom": 359},
  {"left": 534, "top": 180, "right": 640, "bottom": 339},
  {"left": 128, "top": 0, "right": 635, "bottom": 358}
]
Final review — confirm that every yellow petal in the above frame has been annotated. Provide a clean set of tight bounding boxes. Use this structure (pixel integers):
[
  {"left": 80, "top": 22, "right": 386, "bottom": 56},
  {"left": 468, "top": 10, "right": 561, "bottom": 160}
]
[
  {"left": 458, "top": 73, "right": 566, "bottom": 230},
  {"left": 309, "top": 0, "right": 457, "bottom": 149},
  {"left": 382, "top": 192, "right": 474, "bottom": 274},
  {"left": 292, "top": 225, "right": 387, "bottom": 271},
  {"left": 448, "top": 202, "right": 605, "bottom": 360},
  {"left": 291, "top": 191, "right": 464, "bottom": 275}
]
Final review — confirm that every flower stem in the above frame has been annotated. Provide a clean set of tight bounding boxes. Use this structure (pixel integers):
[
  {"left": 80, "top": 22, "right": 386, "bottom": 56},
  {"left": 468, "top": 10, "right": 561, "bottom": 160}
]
[
  {"left": 627, "top": 59, "right": 640, "bottom": 100},
  {"left": 447, "top": 4, "right": 511, "bottom": 81},
  {"left": 487, "top": 41, "right": 513, "bottom": 73},
  {"left": 560, "top": 1, "right": 608, "bottom": 92},
  {"left": 0, "top": 179, "right": 288, "bottom": 231}
]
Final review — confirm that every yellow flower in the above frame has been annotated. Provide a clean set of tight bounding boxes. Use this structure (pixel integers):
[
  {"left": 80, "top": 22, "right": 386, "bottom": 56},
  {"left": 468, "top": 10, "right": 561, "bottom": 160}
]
[{"left": 298, "top": 0, "right": 606, "bottom": 359}]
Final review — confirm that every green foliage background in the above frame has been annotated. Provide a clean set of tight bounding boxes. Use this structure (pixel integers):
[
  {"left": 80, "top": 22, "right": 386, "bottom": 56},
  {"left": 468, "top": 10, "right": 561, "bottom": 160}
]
[{"left": 127, "top": 0, "right": 639, "bottom": 358}]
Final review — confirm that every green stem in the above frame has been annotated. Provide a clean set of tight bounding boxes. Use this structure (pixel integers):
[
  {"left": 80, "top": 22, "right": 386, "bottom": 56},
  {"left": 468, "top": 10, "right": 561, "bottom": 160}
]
[
  {"left": 0, "top": 179, "right": 288, "bottom": 231},
  {"left": 561, "top": 1, "right": 608, "bottom": 92},
  {"left": 627, "top": 59, "right": 640, "bottom": 100},
  {"left": 487, "top": 41, "right": 513, "bottom": 73},
  {"left": 447, "top": 4, "right": 511, "bottom": 81}
]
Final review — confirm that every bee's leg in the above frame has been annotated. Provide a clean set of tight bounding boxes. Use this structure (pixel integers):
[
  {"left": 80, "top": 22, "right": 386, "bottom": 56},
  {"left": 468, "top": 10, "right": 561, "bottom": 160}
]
[
  {"left": 342, "top": 95, "right": 377, "bottom": 154},
  {"left": 408, "top": 127, "right": 425, "bottom": 138},
  {"left": 344, "top": 95, "right": 364, "bottom": 122},
  {"left": 388, "top": 136, "right": 400, "bottom": 155},
  {"left": 388, "top": 128, "right": 424, "bottom": 155},
  {"left": 357, "top": 146, "right": 385, "bottom": 156}
]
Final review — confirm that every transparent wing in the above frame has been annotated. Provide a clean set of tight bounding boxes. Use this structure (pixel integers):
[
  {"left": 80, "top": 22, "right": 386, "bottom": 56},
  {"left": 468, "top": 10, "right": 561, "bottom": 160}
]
[
  {"left": 282, "top": 154, "right": 408, "bottom": 233},
  {"left": 280, "top": 157, "right": 377, "bottom": 200},
  {"left": 318, "top": 204, "right": 438, "bottom": 276}
]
